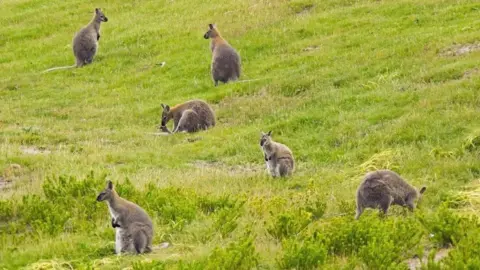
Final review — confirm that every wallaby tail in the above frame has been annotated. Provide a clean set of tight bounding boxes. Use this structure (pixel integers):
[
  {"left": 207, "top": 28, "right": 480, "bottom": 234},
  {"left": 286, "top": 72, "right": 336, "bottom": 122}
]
[{"left": 42, "top": 65, "right": 76, "bottom": 73}]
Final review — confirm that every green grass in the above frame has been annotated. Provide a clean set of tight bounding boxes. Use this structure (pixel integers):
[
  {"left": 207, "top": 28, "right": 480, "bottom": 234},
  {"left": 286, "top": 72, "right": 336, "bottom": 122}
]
[{"left": 1, "top": 0, "right": 480, "bottom": 268}]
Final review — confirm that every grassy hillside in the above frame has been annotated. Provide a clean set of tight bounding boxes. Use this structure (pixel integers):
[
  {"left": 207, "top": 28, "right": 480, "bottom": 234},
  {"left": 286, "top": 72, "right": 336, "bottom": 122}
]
[{"left": 1, "top": 0, "right": 480, "bottom": 268}]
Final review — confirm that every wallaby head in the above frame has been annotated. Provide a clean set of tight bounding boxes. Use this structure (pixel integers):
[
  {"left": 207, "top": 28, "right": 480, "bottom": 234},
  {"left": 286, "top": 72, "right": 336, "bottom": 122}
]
[
  {"left": 204, "top": 24, "right": 220, "bottom": 39},
  {"left": 260, "top": 131, "right": 273, "bottom": 147},
  {"left": 160, "top": 104, "right": 172, "bottom": 126},
  {"left": 94, "top": 8, "right": 108, "bottom": 23},
  {"left": 96, "top": 181, "right": 115, "bottom": 202}
]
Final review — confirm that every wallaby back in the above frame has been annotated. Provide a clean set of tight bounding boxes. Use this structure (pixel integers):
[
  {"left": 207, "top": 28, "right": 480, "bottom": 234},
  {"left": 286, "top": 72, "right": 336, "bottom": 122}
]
[
  {"left": 204, "top": 24, "right": 241, "bottom": 86},
  {"left": 355, "top": 170, "right": 426, "bottom": 219},
  {"left": 160, "top": 100, "right": 216, "bottom": 133}
]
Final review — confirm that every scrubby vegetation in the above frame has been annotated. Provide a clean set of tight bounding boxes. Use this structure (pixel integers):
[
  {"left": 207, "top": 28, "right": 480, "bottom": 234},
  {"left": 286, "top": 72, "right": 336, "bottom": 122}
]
[{"left": 1, "top": 0, "right": 479, "bottom": 268}]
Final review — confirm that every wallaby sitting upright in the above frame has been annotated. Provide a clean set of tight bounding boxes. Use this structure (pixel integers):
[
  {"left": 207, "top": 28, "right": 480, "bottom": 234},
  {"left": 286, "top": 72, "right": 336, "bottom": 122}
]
[
  {"left": 96, "top": 181, "right": 153, "bottom": 254},
  {"left": 260, "top": 131, "right": 295, "bottom": 178},
  {"left": 43, "top": 8, "right": 108, "bottom": 73},
  {"left": 160, "top": 99, "right": 216, "bottom": 133},
  {"left": 355, "top": 170, "right": 426, "bottom": 219},
  {"left": 204, "top": 24, "right": 241, "bottom": 86}
]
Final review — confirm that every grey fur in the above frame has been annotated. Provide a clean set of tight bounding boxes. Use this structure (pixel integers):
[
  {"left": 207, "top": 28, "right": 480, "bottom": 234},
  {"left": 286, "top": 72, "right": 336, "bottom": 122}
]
[
  {"left": 160, "top": 100, "right": 216, "bottom": 133},
  {"left": 355, "top": 170, "right": 426, "bottom": 219},
  {"left": 260, "top": 131, "right": 295, "bottom": 177},
  {"left": 43, "top": 8, "right": 107, "bottom": 73},
  {"left": 204, "top": 24, "right": 241, "bottom": 86},
  {"left": 96, "top": 181, "right": 153, "bottom": 254}
]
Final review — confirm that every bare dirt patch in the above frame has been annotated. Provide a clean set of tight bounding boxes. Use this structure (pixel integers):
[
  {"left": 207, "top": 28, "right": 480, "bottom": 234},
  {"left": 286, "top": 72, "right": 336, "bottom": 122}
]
[
  {"left": 0, "top": 164, "right": 22, "bottom": 191},
  {"left": 440, "top": 43, "right": 480, "bottom": 56},
  {"left": 0, "top": 177, "right": 12, "bottom": 190},
  {"left": 406, "top": 248, "right": 451, "bottom": 269},
  {"left": 303, "top": 45, "right": 319, "bottom": 52},
  {"left": 463, "top": 68, "right": 479, "bottom": 79},
  {"left": 20, "top": 146, "right": 51, "bottom": 155}
]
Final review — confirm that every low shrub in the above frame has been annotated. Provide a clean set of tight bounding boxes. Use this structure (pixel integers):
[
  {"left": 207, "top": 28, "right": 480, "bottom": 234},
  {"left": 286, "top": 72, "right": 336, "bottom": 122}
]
[
  {"left": 267, "top": 209, "right": 312, "bottom": 240},
  {"left": 278, "top": 232, "right": 328, "bottom": 269},
  {"left": 179, "top": 234, "right": 259, "bottom": 270}
]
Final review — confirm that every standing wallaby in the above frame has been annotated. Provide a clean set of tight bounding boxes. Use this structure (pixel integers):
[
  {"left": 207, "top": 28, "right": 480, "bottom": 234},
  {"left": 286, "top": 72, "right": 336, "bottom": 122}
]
[
  {"left": 204, "top": 24, "right": 241, "bottom": 86},
  {"left": 96, "top": 181, "right": 153, "bottom": 254},
  {"left": 42, "top": 8, "right": 108, "bottom": 73},
  {"left": 160, "top": 99, "right": 216, "bottom": 133},
  {"left": 355, "top": 170, "right": 426, "bottom": 220},
  {"left": 260, "top": 131, "right": 295, "bottom": 177}
]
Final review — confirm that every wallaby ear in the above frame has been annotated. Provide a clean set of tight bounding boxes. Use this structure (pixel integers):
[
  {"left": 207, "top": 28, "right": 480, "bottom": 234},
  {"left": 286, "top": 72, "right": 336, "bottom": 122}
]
[
  {"left": 165, "top": 105, "right": 170, "bottom": 111},
  {"left": 161, "top": 104, "right": 165, "bottom": 109},
  {"left": 209, "top": 23, "right": 214, "bottom": 30},
  {"left": 95, "top": 8, "right": 100, "bottom": 13},
  {"left": 107, "top": 181, "right": 113, "bottom": 190},
  {"left": 419, "top": 186, "right": 426, "bottom": 194},
  {"left": 267, "top": 130, "right": 272, "bottom": 136}
]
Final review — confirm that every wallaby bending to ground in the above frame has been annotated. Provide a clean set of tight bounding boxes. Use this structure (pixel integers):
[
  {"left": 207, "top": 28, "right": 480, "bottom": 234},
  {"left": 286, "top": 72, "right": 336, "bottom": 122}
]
[
  {"left": 160, "top": 99, "right": 216, "bottom": 133},
  {"left": 260, "top": 131, "right": 295, "bottom": 177},
  {"left": 204, "top": 24, "right": 241, "bottom": 86},
  {"left": 96, "top": 181, "right": 153, "bottom": 254},
  {"left": 42, "top": 8, "right": 108, "bottom": 73},
  {"left": 355, "top": 170, "right": 426, "bottom": 219}
]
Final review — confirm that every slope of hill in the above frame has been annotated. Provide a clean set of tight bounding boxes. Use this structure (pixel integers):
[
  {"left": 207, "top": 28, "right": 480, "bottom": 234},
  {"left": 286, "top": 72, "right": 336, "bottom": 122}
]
[{"left": 1, "top": 0, "right": 479, "bottom": 268}]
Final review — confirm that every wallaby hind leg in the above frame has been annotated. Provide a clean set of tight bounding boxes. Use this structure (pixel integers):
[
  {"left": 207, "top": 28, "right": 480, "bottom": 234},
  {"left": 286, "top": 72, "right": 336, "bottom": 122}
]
[
  {"left": 174, "top": 110, "right": 199, "bottom": 133},
  {"left": 278, "top": 160, "right": 292, "bottom": 177},
  {"left": 75, "top": 57, "right": 84, "bottom": 67},
  {"left": 379, "top": 195, "right": 394, "bottom": 218},
  {"left": 133, "top": 230, "right": 148, "bottom": 254},
  {"left": 355, "top": 204, "right": 364, "bottom": 220}
]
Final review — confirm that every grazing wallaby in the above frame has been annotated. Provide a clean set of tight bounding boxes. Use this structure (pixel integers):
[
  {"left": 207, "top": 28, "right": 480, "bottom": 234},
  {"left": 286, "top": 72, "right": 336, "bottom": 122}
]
[
  {"left": 204, "top": 24, "right": 241, "bottom": 86},
  {"left": 260, "top": 131, "right": 295, "bottom": 177},
  {"left": 42, "top": 8, "right": 108, "bottom": 73},
  {"left": 160, "top": 99, "right": 216, "bottom": 133},
  {"left": 355, "top": 170, "right": 427, "bottom": 220},
  {"left": 96, "top": 181, "right": 153, "bottom": 254}
]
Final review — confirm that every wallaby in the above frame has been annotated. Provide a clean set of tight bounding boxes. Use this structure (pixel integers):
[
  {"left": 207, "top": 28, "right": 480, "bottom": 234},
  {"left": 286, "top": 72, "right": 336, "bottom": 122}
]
[
  {"left": 96, "top": 181, "right": 153, "bottom": 254},
  {"left": 42, "top": 8, "right": 108, "bottom": 73},
  {"left": 160, "top": 99, "right": 216, "bottom": 133},
  {"left": 355, "top": 170, "right": 427, "bottom": 220},
  {"left": 260, "top": 131, "right": 295, "bottom": 177},
  {"left": 204, "top": 24, "right": 241, "bottom": 86}
]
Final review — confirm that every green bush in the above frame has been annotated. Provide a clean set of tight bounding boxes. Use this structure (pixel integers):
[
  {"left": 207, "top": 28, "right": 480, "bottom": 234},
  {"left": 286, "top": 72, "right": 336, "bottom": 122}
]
[
  {"left": 213, "top": 205, "right": 241, "bottom": 238},
  {"left": 417, "top": 205, "right": 476, "bottom": 247},
  {"left": 443, "top": 228, "right": 480, "bottom": 269},
  {"left": 278, "top": 232, "right": 328, "bottom": 269},
  {"left": 179, "top": 234, "right": 259, "bottom": 270},
  {"left": 132, "top": 260, "right": 167, "bottom": 270},
  {"left": 198, "top": 194, "right": 238, "bottom": 214},
  {"left": 267, "top": 209, "right": 312, "bottom": 240},
  {"left": 0, "top": 173, "right": 106, "bottom": 237}
]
